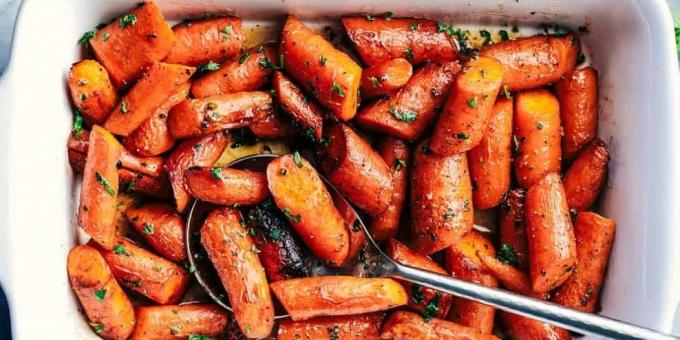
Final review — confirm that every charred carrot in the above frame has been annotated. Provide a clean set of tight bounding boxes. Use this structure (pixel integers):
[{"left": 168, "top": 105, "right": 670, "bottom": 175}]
[
  {"left": 555, "top": 67, "right": 599, "bottom": 161},
  {"left": 184, "top": 167, "right": 269, "bottom": 206},
  {"left": 165, "top": 16, "right": 243, "bottom": 66},
  {"left": 249, "top": 110, "right": 300, "bottom": 139},
  {"left": 130, "top": 304, "right": 229, "bottom": 340},
  {"left": 278, "top": 313, "right": 384, "bottom": 340},
  {"left": 369, "top": 138, "right": 410, "bottom": 241},
  {"left": 562, "top": 138, "right": 610, "bottom": 211},
  {"left": 380, "top": 310, "right": 499, "bottom": 340},
  {"left": 118, "top": 169, "right": 172, "bottom": 199},
  {"left": 68, "top": 60, "right": 118, "bottom": 125},
  {"left": 498, "top": 189, "right": 529, "bottom": 270},
  {"left": 125, "top": 202, "right": 186, "bottom": 262},
  {"left": 272, "top": 71, "right": 324, "bottom": 140},
  {"left": 361, "top": 58, "right": 413, "bottom": 98}
]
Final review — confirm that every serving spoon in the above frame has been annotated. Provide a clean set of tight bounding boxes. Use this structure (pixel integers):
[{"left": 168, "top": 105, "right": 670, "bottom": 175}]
[{"left": 185, "top": 153, "right": 678, "bottom": 340}]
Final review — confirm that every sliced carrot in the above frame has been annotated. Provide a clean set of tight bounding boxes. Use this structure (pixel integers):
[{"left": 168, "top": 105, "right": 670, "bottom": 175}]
[
  {"left": 68, "top": 60, "right": 118, "bottom": 126},
  {"left": 130, "top": 304, "right": 228, "bottom": 340},
  {"left": 500, "top": 311, "right": 572, "bottom": 340},
  {"left": 476, "top": 251, "right": 540, "bottom": 298},
  {"left": 360, "top": 58, "right": 413, "bottom": 98},
  {"left": 498, "top": 189, "right": 529, "bottom": 270},
  {"left": 125, "top": 202, "right": 186, "bottom": 262},
  {"left": 369, "top": 138, "right": 410, "bottom": 241},
  {"left": 272, "top": 71, "right": 324, "bottom": 140},
  {"left": 380, "top": 310, "right": 499, "bottom": 340},
  {"left": 185, "top": 167, "right": 269, "bottom": 206},
  {"left": 118, "top": 169, "right": 172, "bottom": 199},
  {"left": 249, "top": 110, "right": 300, "bottom": 139},
  {"left": 165, "top": 16, "right": 243, "bottom": 66},
  {"left": 555, "top": 67, "right": 599, "bottom": 161},
  {"left": 562, "top": 139, "right": 610, "bottom": 211},
  {"left": 277, "top": 313, "right": 384, "bottom": 340}
]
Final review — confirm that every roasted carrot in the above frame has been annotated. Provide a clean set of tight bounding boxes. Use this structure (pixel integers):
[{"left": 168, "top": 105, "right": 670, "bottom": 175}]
[
  {"left": 165, "top": 131, "right": 228, "bottom": 212},
  {"left": 249, "top": 110, "right": 300, "bottom": 139},
  {"left": 68, "top": 60, "right": 118, "bottom": 126},
  {"left": 562, "top": 139, "right": 610, "bottom": 211},
  {"left": 500, "top": 312, "right": 572, "bottom": 340},
  {"left": 184, "top": 167, "right": 269, "bottom": 206},
  {"left": 360, "top": 58, "right": 413, "bottom": 98},
  {"left": 498, "top": 189, "right": 529, "bottom": 270},
  {"left": 380, "top": 310, "right": 499, "bottom": 340},
  {"left": 272, "top": 71, "right": 324, "bottom": 140},
  {"left": 476, "top": 251, "right": 538, "bottom": 298},
  {"left": 67, "top": 244, "right": 135, "bottom": 340},
  {"left": 555, "top": 67, "right": 599, "bottom": 161},
  {"left": 167, "top": 91, "right": 272, "bottom": 138},
  {"left": 468, "top": 97, "right": 513, "bottom": 209},
  {"left": 125, "top": 202, "right": 186, "bottom": 262},
  {"left": 552, "top": 212, "right": 616, "bottom": 312},
  {"left": 318, "top": 123, "right": 393, "bottom": 216},
  {"left": 200, "top": 208, "right": 274, "bottom": 338},
  {"left": 281, "top": 16, "right": 362, "bottom": 121},
  {"left": 479, "top": 34, "right": 579, "bottom": 92},
  {"left": 525, "top": 173, "right": 577, "bottom": 294},
  {"left": 278, "top": 313, "right": 384, "bottom": 340},
  {"left": 89, "top": 2, "right": 176, "bottom": 88},
  {"left": 104, "top": 62, "right": 195, "bottom": 136},
  {"left": 513, "top": 89, "right": 562, "bottom": 188},
  {"left": 165, "top": 16, "right": 244, "bottom": 66},
  {"left": 356, "top": 61, "right": 460, "bottom": 141},
  {"left": 370, "top": 138, "right": 410, "bottom": 240},
  {"left": 342, "top": 17, "right": 457, "bottom": 66},
  {"left": 68, "top": 149, "right": 88, "bottom": 174},
  {"left": 266, "top": 154, "right": 349, "bottom": 267},
  {"left": 118, "top": 169, "right": 172, "bottom": 199},
  {"left": 331, "top": 191, "right": 367, "bottom": 265},
  {"left": 270, "top": 276, "right": 407, "bottom": 321},
  {"left": 411, "top": 140, "right": 473, "bottom": 254},
  {"left": 78, "top": 125, "right": 122, "bottom": 249},
  {"left": 130, "top": 304, "right": 229, "bottom": 340}
]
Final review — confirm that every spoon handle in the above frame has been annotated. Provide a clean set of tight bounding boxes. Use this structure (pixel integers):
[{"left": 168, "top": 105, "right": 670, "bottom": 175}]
[{"left": 392, "top": 264, "right": 678, "bottom": 340}]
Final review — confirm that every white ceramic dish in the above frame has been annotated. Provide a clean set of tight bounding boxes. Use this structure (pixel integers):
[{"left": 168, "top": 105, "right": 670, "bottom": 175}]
[{"left": 1, "top": 0, "right": 679, "bottom": 338}]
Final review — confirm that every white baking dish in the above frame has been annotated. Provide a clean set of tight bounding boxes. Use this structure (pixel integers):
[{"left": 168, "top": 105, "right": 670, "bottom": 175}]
[{"left": 0, "top": 0, "right": 679, "bottom": 338}]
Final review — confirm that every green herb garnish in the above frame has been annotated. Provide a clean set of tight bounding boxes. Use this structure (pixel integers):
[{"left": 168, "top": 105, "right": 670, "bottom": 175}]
[
  {"left": 72, "top": 110, "right": 84, "bottom": 139},
  {"left": 497, "top": 243, "right": 519, "bottom": 265},
  {"left": 319, "top": 55, "right": 328, "bottom": 65},
  {"left": 502, "top": 85, "right": 512, "bottom": 99},
  {"left": 239, "top": 53, "right": 250, "bottom": 64},
  {"left": 94, "top": 289, "right": 107, "bottom": 301},
  {"left": 120, "top": 101, "right": 129, "bottom": 113},
  {"left": 119, "top": 14, "right": 137, "bottom": 28},
  {"left": 142, "top": 223, "right": 154, "bottom": 234},
  {"left": 394, "top": 159, "right": 406, "bottom": 171},
  {"left": 422, "top": 293, "right": 441, "bottom": 322},
  {"left": 331, "top": 82, "right": 345, "bottom": 97},
  {"left": 455, "top": 132, "right": 469, "bottom": 140},
  {"left": 89, "top": 323, "right": 105, "bottom": 334},
  {"left": 210, "top": 167, "right": 222, "bottom": 180},
  {"left": 389, "top": 109, "right": 417, "bottom": 123},
  {"left": 480, "top": 29, "right": 492, "bottom": 45},
  {"left": 78, "top": 28, "right": 97, "bottom": 44},
  {"left": 293, "top": 151, "right": 304, "bottom": 168},
  {"left": 467, "top": 97, "right": 478, "bottom": 108},
  {"left": 95, "top": 172, "right": 116, "bottom": 195},
  {"left": 403, "top": 47, "right": 414, "bottom": 60},
  {"left": 197, "top": 61, "right": 220, "bottom": 73},
  {"left": 282, "top": 208, "right": 302, "bottom": 223},
  {"left": 113, "top": 244, "right": 130, "bottom": 256}
]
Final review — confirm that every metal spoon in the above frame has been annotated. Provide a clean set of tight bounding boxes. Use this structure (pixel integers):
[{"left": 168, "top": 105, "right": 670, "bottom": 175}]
[{"left": 185, "top": 153, "right": 678, "bottom": 339}]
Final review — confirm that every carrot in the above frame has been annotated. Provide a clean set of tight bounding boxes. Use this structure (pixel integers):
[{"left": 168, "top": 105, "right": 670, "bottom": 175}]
[
  {"left": 476, "top": 251, "right": 541, "bottom": 298},
  {"left": 361, "top": 58, "right": 413, "bottom": 98},
  {"left": 430, "top": 57, "right": 504, "bottom": 155},
  {"left": 104, "top": 62, "right": 195, "bottom": 136},
  {"left": 281, "top": 16, "right": 362, "bottom": 121},
  {"left": 498, "top": 189, "right": 529, "bottom": 270},
  {"left": 97, "top": 238, "right": 190, "bottom": 304},
  {"left": 78, "top": 125, "right": 122, "bottom": 249},
  {"left": 525, "top": 173, "right": 577, "bottom": 294},
  {"left": 386, "top": 239, "right": 453, "bottom": 319},
  {"left": 318, "top": 123, "right": 394, "bottom": 216},
  {"left": 331, "top": 191, "right": 367, "bottom": 265},
  {"left": 165, "top": 131, "right": 228, "bottom": 212},
  {"left": 369, "top": 138, "right": 410, "bottom": 240},
  {"left": 500, "top": 312, "right": 572, "bottom": 340},
  {"left": 167, "top": 91, "right": 272, "bottom": 138},
  {"left": 125, "top": 202, "right": 186, "bottom": 262},
  {"left": 380, "top": 310, "right": 499, "bottom": 340},
  {"left": 89, "top": 2, "right": 176, "bottom": 88},
  {"left": 191, "top": 45, "right": 278, "bottom": 98},
  {"left": 67, "top": 244, "right": 135, "bottom": 340},
  {"left": 555, "top": 67, "right": 599, "bottom": 161},
  {"left": 269, "top": 276, "right": 407, "bottom": 321},
  {"left": 68, "top": 149, "right": 88, "bottom": 174},
  {"left": 468, "top": 97, "right": 513, "bottom": 209},
  {"left": 249, "top": 110, "right": 300, "bottom": 139},
  {"left": 411, "top": 140, "right": 473, "bottom": 254},
  {"left": 272, "top": 71, "right": 324, "bottom": 140},
  {"left": 118, "top": 169, "right": 172, "bottom": 199},
  {"left": 200, "top": 208, "right": 274, "bottom": 338},
  {"left": 165, "top": 16, "right": 243, "bottom": 66},
  {"left": 342, "top": 17, "right": 458, "bottom": 66},
  {"left": 356, "top": 61, "right": 460, "bottom": 141},
  {"left": 130, "top": 304, "right": 229, "bottom": 340},
  {"left": 266, "top": 154, "right": 349, "bottom": 267},
  {"left": 68, "top": 60, "right": 118, "bottom": 126},
  {"left": 479, "top": 33, "right": 579, "bottom": 92},
  {"left": 562, "top": 139, "right": 610, "bottom": 211},
  {"left": 552, "top": 212, "right": 616, "bottom": 312},
  {"left": 184, "top": 167, "right": 269, "bottom": 206},
  {"left": 513, "top": 89, "right": 562, "bottom": 188},
  {"left": 278, "top": 313, "right": 384, "bottom": 340}
]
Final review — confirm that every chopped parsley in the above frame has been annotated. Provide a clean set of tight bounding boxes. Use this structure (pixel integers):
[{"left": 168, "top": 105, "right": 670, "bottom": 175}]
[
  {"left": 239, "top": 53, "right": 250, "bottom": 64},
  {"left": 327, "top": 325, "right": 340, "bottom": 340},
  {"left": 188, "top": 335, "right": 209, "bottom": 340},
  {"left": 331, "top": 82, "right": 345, "bottom": 97},
  {"left": 437, "top": 22, "right": 449, "bottom": 33},
  {"left": 113, "top": 244, "right": 130, "bottom": 256},
  {"left": 282, "top": 208, "right": 302, "bottom": 223},
  {"left": 502, "top": 85, "right": 512, "bottom": 99},
  {"left": 197, "top": 61, "right": 220, "bottom": 73},
  {"left": 268, "top": 230, "right": 282, "bottom": 241},
  {"left": 94, "top": 289, "right": 107, "bottom": 301},
  {"left": 259, "top": 52, "right": 285, "bottom": 70},
  {"left": 319, "top": 55, "right": 328, "bottom": 65},
  {"left": 293, "top": 151, "right": 304, "bottom": 168},
  {"left": 383, "top": 11, "right": 394, "bottom": 20},
  {"left": 499, "top": 30, "right": 510, "bottom": 41},
  {"left": 443, "top": 209, "right": 454, "bottom": 221},
  {"left": 250, "top": 245, "right": 261, "bottom": 254},
  {"left": 120, "top": 101, "right": 129, "bottom": 113},
  {"left": 497, "top": 243, "right": 519, "bottom": 265},
  {"left": 389, "top": 109, "right": 417, "bottom": 123},
  {"left": 411, "top": 284, "right": 424, "bottom": 304},
  {"left": 536, "top": 122, "right": 545, "bottom": 130},
  {"left": 95, "top": 172, "right": 116, "bottom": 196},
  {"left": 101, "top": 32, "right": 110, "bottom": 42},
  {"left": 142, "top": 223, "right": 154, "bottom": 234},
  {"left": 78, "top": 28, "right": 97, "bottom": 44},
  {"left": 422, "top": 293, "right": 441, "bottom": 322},
  {"left": 169, "top": 323, "right": 182, "bottom": 334},
  {"left": 403, "top": 47, "right": 414, "bottom": 60},
  {"left": 467, "top": 97, "right": 478, "bottom": 108},
  {"left": 72, "top": 110, "right": 84, "bottom": 139},
  {"left": 89, "top": 323, "right": 104, "bottom": 334},
  {"left": 480, "top": 29, "right": 492, "bottom": 45},
  {"left": 119, "top": 14, "right": 137, "bottom": 28},
  {"left": 365, "top": 14, "right": 375, "bottom": 21},
  {"left": 210, "top": 167, "right": 223, "bottom": 180},
  {"left": 394, "top": 158, "right": 406, "bottom": 171},
  {"left": 409, "top": 22, "right": 419, "bottom": 31},
  {"left": 455, "top": 132, "right": 469, "bottom": 140},
  {"left": 369, "top": 76, "right": 381, "bottom": 88},
  {"left": 221, "top": 25, "right": 233, "bottom": 40}
]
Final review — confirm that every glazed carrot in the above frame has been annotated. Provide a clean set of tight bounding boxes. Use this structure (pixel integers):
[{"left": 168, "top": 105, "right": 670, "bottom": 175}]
[
  {"left": 68, "top": 149, "right": 88, "bottom": 174},
  {"left": 270, "top": 276, "right": 407, "bottom": 321},
  {"left": 165, "top": 16, "right": 244, "bottom": 66},
  {"left": 380, "top": 310, "right": 499, "bottom": 340},
  {"left": 266, "top": 154, "right": 349, "bottom": 267},
  {"left": 97, "top": 238, "right": 190, "bottom": 304},
  {"left": 281, "top": 16, "right": 362, "bottom": 121},
  {"left": 249, "top": 110, "right": 299, "bottom": 139},
  {"left": 130, "top": 304, "right": 229, "bottom": 340},
  {"left": 278, "top": 313, "right": 384, "bottom": 340},
  {"left": 525, "top": 173, "right": 577, "bottom": 294},
  {"left": 331, "top": 191, "right": 367, "bottom": 265},
  {"left": 272, "top": 71, "right": 324, "bottom": 140},
  {"left": 67, "top": 245, "right": 135, "bottom": 340},
  {"left": 513, "top": 89, "right": 562, "bottom": 188},
  {"left": 68, "top": 60, "right": 118, "bottom": 125},
  {"left": 468, "top": 97, "right": 513, "bottom": 209},
  {"left": 476, "top": 251, "right": 539, "bottom": 298},
  {"left": 500, "top": 312, "right": 572, "bottom": 340},
  {"left": 369, "top": 138, "right": 410, "bottom": 240},
  {"left": 200, "top": 208, "right": 274, "bottom": 338},
  {"left": 555, "top": 67, "right": 599, "bottom": 161},
  {"left": 165, "top": 131, "right": 228, "bottom": 212},
  {"left": 430, "top": 57, "right": 504, "bottom": 155},
  {"left": 498, "top": 189, "right": 529, "bottom": 270},
  {"left": 552, "top": 212, "right": 616, "bottom": 312},
  {"left": 386, "top": 239, "right": 452, "bottom": 319},
  {"left": 411, "top": 140, "right": 473, "bottom": 254},
  {"left": 562, "top": 139, "right": 610, "bottom": 211},
  {"left": 360, "top": 58, "right": 413, "bottom": 98},
  {"left": 318, "top": 123, "right": 393, "bottom": 216},
  {"left": 191, "top": 45, "right": 278, "bottom": 98},
  {"left": 125, "top": 202, "right": 186, "bottom": 261},
  {"left": 118, "top": 168, "right": 172, "bottom": 199},
  {"left": 89, "top": 2, "right": 176, "bottom": 88},
  {"left": 104, "top": 62, "right": 195, "bottom": 136},
  {"left": 78, "top": 125, "right": 122, "bottom": 249},
  {"left": 479, "top": 33, "right": 579, "bottom": 92},
  {"left": 342, "top": 17, "right": 457, "bottom": 66},
  {"left": 167, "top": 91, "right": 272, "bottom": 138},
  {"left": 356, "top": 61, "right": 460, "bottom": 141},
  {"left": 184, "top": 167, "right": 269, "bottom": 206}
]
